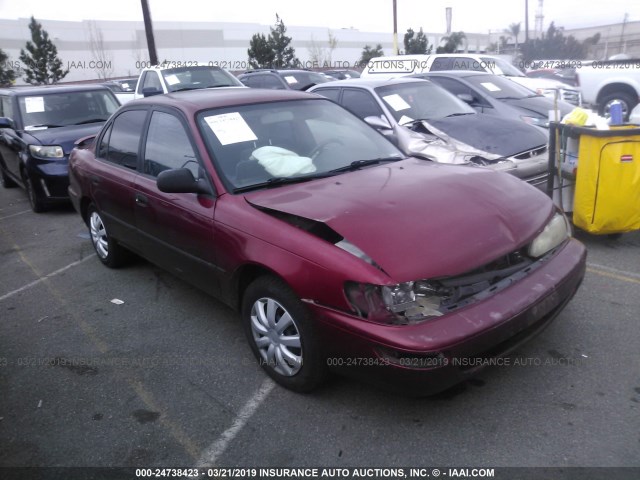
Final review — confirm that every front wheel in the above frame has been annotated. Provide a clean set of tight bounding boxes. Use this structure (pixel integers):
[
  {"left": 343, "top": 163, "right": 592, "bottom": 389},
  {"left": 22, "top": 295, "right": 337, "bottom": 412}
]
[
  {"left": 87, "top": 204, "right": 130, "bottom": 268},
  {"left": 242, "top": 276, "right": 327, "bottom": 392},
  {"left": 22, "top": 170, "right": 46, "bottom": 213}
]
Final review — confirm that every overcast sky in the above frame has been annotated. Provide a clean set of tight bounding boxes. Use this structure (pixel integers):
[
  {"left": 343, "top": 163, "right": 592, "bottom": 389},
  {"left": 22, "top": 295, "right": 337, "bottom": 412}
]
[{"left": 0, "top": 0, "right": 637, "bottom": 34}]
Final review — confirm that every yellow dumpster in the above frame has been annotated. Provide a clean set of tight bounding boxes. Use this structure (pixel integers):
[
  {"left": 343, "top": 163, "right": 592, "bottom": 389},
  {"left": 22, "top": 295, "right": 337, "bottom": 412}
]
[{"left": 570, "top": 125, "right": 640, "bottom": 235}]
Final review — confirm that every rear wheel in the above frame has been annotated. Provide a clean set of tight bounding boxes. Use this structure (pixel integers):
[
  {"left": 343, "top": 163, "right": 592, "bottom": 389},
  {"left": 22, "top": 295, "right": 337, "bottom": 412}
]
[
  {"left": 242, "top": 276, "right": 327, "bottom": 392},
  {"left": 87, "top": 204, "right": 130, "bottom": 268}
]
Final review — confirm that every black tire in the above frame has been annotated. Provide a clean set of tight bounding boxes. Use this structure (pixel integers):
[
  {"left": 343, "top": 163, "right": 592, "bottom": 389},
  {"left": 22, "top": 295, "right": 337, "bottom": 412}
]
[
  {"left": 87, "top": 204, "right": 130, "bottom": 268},
  {"left": 1, "top": 166, "right": 17, "bottom": 188},
  {"left": 241, "top": 276, "right": 327, "bottom": 393},
  {"left": 22, "top": 170, "right": 46, "bottom": 213},
  {"left": 598, "top": 91, "right": 636, "bottom": 121}
]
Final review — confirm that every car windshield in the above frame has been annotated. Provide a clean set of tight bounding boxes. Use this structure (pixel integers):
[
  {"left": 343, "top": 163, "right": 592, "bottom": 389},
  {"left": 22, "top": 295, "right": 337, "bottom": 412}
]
[
  {"left": 483, "top": 57, "right": 526, "bottom": 77},
  {"left": 162, "top": 66, "right": 244, "bottom": 92},
  {"left": 19, "top": 90, "right": 120, "bottom": 130},
  {"left": 465, "top": 74, "right": 539, "bottom": 100},
  {"left": 374, "top": 81, "right": 476, "bottom": 123},
  {"left": 197, "top": 98, "right": 404, "bottom": 192},
  {"left": 279, "top": 72, "right": 331, "bottom": 90}
]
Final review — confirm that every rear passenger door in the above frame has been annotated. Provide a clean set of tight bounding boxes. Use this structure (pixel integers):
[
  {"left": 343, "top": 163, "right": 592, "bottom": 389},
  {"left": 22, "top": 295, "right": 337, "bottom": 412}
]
[
  {"left": 134, "top": 108, "right": 220, "bottom": 296},
  {"left": 92, "top": 108, "right": 148, "bottom": 250}
]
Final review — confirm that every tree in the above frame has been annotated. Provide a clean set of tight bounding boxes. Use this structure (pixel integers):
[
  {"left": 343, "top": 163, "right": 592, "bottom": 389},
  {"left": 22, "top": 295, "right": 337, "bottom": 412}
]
[
  {"left": 19, "top": 16, "right": 68, "bottom": 85},
  {"left": 506, "top": 22, "right": 521, "bottom": 51},
  {"left": 358, "top": 44, "right": 384, "bottom": 66},
  {"left": 0, "top": 48, "right": 17, "bottom": 87},
  {"left": 248, "top": 33, "right": 275, "bottom": 69},
  {"left": 308, "top": 30, "right": 338, "bottom": 67},
  {"left": 269, "top": 14, "right": 298, "bottom": 68},
  {"left": 247, "top": 14, "right": 299, "bottom": 69},
  {"left": 403, "top": 28, "right": 432, "bottom": 55},
  {"left": 520, "top": 22, "right": 594, "bottom": 62},
  {"left": 436, "top": 31, "right": 466, "bottom": 53},
  {"left": 88, "top": 21, "right": 114, "bottom": 80}
]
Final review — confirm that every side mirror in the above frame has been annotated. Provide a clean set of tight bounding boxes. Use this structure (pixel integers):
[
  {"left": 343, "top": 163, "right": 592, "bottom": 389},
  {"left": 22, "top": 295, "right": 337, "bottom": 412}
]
[
  {"left": 457, "top": 93, "right": 475, "bottom": 104},
  {"left": 157, "top": 168, "right": 212, "bottom": 195},
  {"left": 74, "top": 134, "right": 97, "bottom": 149},
  {"left": 364, "top": 116, "right": 392, "bottom": 130},
  {"left": 142, "top": 87, "right": 163, "bottom": 98},
  {"left": 0, "top": 117, "right": 14, "bottom": 129}
]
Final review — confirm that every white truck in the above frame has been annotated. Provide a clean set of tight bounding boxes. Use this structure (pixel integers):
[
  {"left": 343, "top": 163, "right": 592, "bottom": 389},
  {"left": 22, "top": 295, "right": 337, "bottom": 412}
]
[
  {"left": 115, "top": 63, "right": 245, "bottom": 104},
  {"left": 575, "top": 59, "right": 640, "bottom": 119}
]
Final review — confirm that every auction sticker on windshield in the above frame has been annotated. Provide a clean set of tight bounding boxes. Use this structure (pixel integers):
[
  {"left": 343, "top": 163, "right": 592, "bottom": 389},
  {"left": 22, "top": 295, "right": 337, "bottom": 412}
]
[
  {"left": 383, "top": 94, "right": 411, "bottom": 111},
  {"left": 25, "top": 97, "right": 45, "bottom": 113},
  {"left": 165, "top": 74, "right": 180, "bottom": 85},
  {"left": 203, "top": 112, "right": 258, "bottom": 145},
  {"left": 284, "top": 76, "right": 298, "bottom": 84},
  {"left": 480, "top": 82, "right": 501, "bottom": 92}
]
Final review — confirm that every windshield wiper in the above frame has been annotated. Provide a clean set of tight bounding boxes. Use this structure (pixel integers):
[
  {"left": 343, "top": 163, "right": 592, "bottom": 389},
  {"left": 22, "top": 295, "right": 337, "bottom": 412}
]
[
  {"left": 233, "top": 173, "right": 324, "bottom": 193},
  {"left": 74, "top": 118, "right": 108, "bottom": 125},
  {"left": 26, "top": 124, "right": 64, "bottom": 128},
  {"left": 445, "top": 112, "right": 475, "bottom": 117},
  {"left": 327, "top": 157, "right": 402, "bottom": 174}
]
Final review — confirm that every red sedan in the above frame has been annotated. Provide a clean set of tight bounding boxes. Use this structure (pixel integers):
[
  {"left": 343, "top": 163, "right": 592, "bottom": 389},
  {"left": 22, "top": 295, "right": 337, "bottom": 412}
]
[{"left": 68, "top": 88, "right": 586, "bottom": 395}]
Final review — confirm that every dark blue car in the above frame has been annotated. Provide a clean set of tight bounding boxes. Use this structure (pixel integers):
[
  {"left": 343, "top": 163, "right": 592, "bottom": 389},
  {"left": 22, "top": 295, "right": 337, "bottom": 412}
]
[{"left": 0, "top": 85, "right": 120, "bottom": 212}]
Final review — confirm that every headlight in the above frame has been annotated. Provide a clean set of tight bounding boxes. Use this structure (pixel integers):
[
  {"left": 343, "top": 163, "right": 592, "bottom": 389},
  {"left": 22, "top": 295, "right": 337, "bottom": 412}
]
[
  {"left": 521, "top": 115, "right": 549, "bottom": 128},
  {"left": 29, "top": 145, "right": 64, "bottom": 158},
  {"left": 528, "top": 212, "right": 571, "bottom": 258},
  {"left": 345, "top": 280, "right": 444, "bottom": 325}
]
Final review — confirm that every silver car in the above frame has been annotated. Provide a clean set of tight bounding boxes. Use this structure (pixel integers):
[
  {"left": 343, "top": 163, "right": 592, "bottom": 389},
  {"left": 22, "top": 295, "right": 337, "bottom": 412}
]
[{"left": 310, "top": 78, "right": 550, "bottom": 186}]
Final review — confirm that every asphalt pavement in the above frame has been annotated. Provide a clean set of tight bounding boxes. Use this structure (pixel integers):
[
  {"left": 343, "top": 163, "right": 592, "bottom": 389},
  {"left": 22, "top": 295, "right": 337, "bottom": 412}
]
[{"left": 0, "top": 185, "right": 639, "bottom": 471}]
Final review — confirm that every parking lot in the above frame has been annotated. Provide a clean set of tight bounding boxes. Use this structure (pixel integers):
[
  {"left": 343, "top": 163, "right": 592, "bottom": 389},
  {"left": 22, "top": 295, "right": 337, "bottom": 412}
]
[{"left": 0, "top": 183, "right": 639, "bottom": 469}]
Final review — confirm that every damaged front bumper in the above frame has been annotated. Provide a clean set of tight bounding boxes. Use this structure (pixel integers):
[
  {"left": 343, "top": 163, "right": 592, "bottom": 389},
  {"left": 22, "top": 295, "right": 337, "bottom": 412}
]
[{"left": 307, "top": 238, "right": 586, "bottom": 396}]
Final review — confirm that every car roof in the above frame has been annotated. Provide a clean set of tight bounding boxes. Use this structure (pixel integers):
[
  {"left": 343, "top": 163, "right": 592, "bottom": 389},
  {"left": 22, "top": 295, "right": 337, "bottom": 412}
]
[
  {"left": 310, "top": 77, "right": 428, "bottom": 89},
  {"left": 415, "top": 70, "right": 494, "bottom": 78},
  {"left": 125, "top": 87, "right": 319, "bottom": 112},
  {"left": 0, "top": 84, "right": 112, "bottom": 96}
]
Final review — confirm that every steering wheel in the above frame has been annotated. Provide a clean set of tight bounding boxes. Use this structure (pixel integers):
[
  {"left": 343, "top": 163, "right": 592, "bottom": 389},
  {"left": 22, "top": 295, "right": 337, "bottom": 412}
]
[{"left": 309, "top": 139, "right": 344, "bottom": 160}]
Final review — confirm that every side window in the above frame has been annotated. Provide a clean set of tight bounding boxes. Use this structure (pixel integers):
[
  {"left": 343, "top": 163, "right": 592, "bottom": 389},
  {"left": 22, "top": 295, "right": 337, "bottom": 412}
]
[
  {"left": 0, "top": 96, "right": 13, "bottom": 119},
  {"left": 105, "top": 110, "right": 147, "bottom": 169},
  {"left": 262, "top": 75, "right": 286, "bottom": 89},
  {"left": 314, "top": 88, "right": 341, "bottom": 102},
  {"left": 341, "top": 89, "right": 384, "bottom": 119},
  {"left": 430, "top": 57, "right": 453, "bottom": 71},
  {"left": 140, "top": 71, "right": 162, "bottom": 92},
  {"left": 144, "top": 111, "right": 199, "bottom": 178}
]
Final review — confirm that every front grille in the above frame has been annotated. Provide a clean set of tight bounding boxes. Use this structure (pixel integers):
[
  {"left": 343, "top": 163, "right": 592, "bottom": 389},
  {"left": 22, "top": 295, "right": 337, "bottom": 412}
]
[{"left": 561, "top": 89, "right": 581, "bottom": 106}]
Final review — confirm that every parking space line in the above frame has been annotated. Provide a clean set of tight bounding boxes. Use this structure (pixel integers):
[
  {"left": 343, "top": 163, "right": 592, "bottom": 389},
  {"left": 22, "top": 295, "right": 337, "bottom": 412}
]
[
  {"left": 196, "top": 378, "right": 275, "bottom": 467},
  {"left": 0, "top": 253, "right": 96, "bottom": 302},
  {"left": 0, "top": 209, "right": 31, "bottom": 221},
  {"left": 587, "top": 262, "right": 640, "bottom": 285}
]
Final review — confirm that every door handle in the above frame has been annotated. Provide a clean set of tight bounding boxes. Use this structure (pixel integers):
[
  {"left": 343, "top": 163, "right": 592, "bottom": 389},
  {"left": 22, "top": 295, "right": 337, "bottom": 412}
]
[{"left": 135, "top": 193, "right": 148, "bottom": 206}]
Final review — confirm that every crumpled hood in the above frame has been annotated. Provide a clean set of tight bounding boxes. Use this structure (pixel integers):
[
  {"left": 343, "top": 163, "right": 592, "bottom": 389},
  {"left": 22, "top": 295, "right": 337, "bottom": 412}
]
[
  {"left": 426, "top": 114, "right": 547, "bottom": 156},
  {"left": 25, "top": 123, "right": 104, "bottom": 155},
  {"left": 246, "top": 158, "right": 554, "bottom": 281}
]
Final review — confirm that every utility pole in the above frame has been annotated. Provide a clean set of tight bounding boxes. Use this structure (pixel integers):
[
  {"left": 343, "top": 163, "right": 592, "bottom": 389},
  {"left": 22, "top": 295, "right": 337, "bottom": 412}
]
[
  {"left": 620, "top": 12, "right": 629, "bottom": 53},
  {"left": 392, "top": 0, "right": 398, "bottom": 55},
  {"left": 141, "top": 0, "right": 158, "bottom": 65},
  {"left": 525, "top": 0, "right": 529, "bottom": 43}
]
